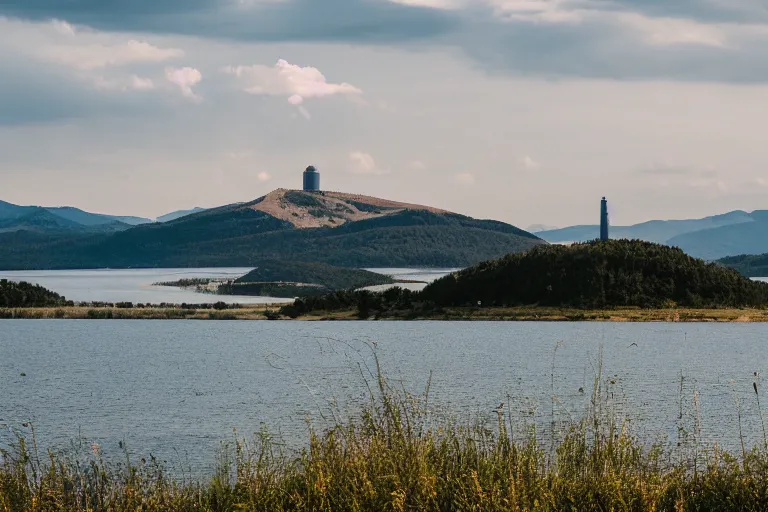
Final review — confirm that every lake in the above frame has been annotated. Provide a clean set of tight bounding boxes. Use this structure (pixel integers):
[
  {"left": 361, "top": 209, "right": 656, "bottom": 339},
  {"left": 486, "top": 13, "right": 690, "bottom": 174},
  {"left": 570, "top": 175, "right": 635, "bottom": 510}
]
[
  {"left": 0, "top": 267, "right": 457, "bottom": 304},
  {"left": 1, "top": 320, "right": 766, "bottom": 477}
]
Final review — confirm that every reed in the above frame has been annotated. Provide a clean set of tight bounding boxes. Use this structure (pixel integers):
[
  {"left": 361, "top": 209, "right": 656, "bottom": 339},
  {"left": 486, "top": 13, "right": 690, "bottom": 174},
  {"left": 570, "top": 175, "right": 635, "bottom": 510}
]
[{"left": 2, "top": 366, "right": 768, "bottom": 511}]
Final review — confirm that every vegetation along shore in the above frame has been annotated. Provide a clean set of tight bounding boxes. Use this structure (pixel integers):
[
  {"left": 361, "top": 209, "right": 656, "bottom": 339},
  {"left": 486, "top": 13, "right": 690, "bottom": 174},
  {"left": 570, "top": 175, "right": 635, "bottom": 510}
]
[
  {"left": 5, "top": 239, "right": 768, "bottom": 320},
  {"left": 5, "top": 305, "right": 768, "bottom": 322},
  {"left": 3, "top": 366, "right": 768, "bottom": 511}
]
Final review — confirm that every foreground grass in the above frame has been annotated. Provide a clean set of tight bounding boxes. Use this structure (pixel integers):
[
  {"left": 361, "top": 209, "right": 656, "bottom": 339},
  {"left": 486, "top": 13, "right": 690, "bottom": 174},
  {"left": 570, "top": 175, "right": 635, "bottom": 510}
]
[
  {"left": 4, "top": 305, "right": 768, "bottom": 321},
  {"left": 3, "top": 366, "right": 768, "bottom": 512}
]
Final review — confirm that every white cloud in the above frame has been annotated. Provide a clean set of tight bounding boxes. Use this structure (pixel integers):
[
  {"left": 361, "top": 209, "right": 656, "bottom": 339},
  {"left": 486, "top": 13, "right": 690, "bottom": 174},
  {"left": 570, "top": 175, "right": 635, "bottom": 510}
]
[
  {"left": 91, "top": 74, "right": 155, "bottom": 91},
  {"left": 130, "top": 76, "right": 155, "bottom": 91},
  {"left": 454, "top": 172, "right": 476, "bottom": 185},
  {"left": 225, "top": 150, "right": 255, "bottom": 160},
  {"left": 409, "top": 160, "right": 427, "bottom": 170},
  {"left": 257, "top": 171, "right": 272, "bottom": 182},
  {"left": 349, "top": 152, "right": 390, "bottom": 175},
  {"left": 689, "top": 177, "right": 729, "bottom": 194},
  {"left": 165, "top": 67, "right": 202, "bottom": 101},
  {"left": 615, "top": 12, "right": 729, "bottom": 48},
  {"left": 487, "top": 0, "right": 735, "bottom": 48},
  {"left": 50, "top": 19, "right": 77, "bottom": 37},
  {"left": 388, "top": 0, "right": 465, "bottom": 8},
  {"left": 43, "top": 40, "right": 184, "bottom": 70},
  {"left": 223, "top": 59, "right": 362, "bottom": 105},
  {"left": 520, "top": 155, "right": 540, "bottom": 170}
]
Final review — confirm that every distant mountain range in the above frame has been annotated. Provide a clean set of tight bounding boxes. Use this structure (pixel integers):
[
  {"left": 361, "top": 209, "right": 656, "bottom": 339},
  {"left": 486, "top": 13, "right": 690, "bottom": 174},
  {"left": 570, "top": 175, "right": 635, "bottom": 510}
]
[
  {"left": 8, "top": 194, "right": 768, "bottom": 266},
  {"left": 0, "top": 190, "right": 543, "bottom": 270},
  {"left": 537, "top": 210, "right": 768, "bottom": 260},
  {"left": 526, "top": 224, "right": 559, "bottom": 233},
  {"left": 156, "top": 207, "right": 207, "bottom": 223},
  {"left": 0, "top": 200, "right": 206, "bottom": 234}
]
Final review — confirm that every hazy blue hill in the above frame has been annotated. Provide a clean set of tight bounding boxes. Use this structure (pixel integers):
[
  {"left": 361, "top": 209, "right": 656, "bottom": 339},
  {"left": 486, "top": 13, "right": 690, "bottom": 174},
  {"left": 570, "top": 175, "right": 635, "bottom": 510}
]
[
  {"left": 0, "top": 199, "right": 152, "bottom": 232},
  {"left": 44, "top": 206, "right": 151, "bottom": 227},
  {"left": 527, "top": 224, "right": 558, "bottom": 233},
  {"left": 0, "top": 196, "right": 544, "bottom": 270},
  {"left": 0, "top": 200, "right": 36, "bottom": 220},
  {"left": 538, "top": 210, "right": 754, "bottom": 244},
  {"left": 668, "top": 212, "right": 768, "bottom": 260},
  {"left": 0, "top": 208, "right": 92, "bottom": 233},
  {"left": 156, "top": 207, "right": 207, "bottom": 223}
]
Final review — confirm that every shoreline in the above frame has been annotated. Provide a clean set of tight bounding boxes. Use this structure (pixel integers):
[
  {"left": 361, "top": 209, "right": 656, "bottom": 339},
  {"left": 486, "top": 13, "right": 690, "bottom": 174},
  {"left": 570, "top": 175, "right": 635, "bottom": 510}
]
[{"left": 3, "top": 305, "right": 768, "bottom": 321}]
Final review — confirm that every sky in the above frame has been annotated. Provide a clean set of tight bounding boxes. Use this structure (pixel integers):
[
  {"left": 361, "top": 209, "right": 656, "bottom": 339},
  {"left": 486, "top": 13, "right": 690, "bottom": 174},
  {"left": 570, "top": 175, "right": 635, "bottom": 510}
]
[{"left": 2, "top": 1, "right": 768, "bottom": 228}]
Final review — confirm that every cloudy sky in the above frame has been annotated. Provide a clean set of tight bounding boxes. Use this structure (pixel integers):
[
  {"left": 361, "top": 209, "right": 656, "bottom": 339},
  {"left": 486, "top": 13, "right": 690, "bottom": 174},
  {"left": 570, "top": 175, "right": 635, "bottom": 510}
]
[{"left": 2, "top": 0, "right": 768, "bottom": 228}]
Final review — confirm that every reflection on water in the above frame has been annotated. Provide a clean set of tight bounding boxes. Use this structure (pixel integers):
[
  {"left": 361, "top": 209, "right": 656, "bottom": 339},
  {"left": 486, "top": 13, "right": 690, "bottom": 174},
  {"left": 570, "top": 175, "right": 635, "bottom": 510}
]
[{"left": 1, "top": 320, "right": 766, "bottom": 477}]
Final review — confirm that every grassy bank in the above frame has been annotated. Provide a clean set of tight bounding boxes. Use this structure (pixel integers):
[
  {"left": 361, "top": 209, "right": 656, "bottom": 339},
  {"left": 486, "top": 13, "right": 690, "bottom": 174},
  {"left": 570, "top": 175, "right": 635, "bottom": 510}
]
[
  {"left": 4, "top": 305, "right": 768, "bottom": 321},
  {"left": 3, "top": 366, "right": 768, "bottom": 511},
  {"left": 0, "top": 305, "right": 287, "bottom": 320}
]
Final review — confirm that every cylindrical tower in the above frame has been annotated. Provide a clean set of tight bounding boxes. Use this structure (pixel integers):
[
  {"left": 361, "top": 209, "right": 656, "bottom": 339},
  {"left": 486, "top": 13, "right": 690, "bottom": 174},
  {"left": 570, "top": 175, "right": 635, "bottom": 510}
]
[
  {"left": 303, "top": 166, "right": 320, "bottom": 192},
  {"left": 600, "top": 197, "right": 609, "bottom": 241}
]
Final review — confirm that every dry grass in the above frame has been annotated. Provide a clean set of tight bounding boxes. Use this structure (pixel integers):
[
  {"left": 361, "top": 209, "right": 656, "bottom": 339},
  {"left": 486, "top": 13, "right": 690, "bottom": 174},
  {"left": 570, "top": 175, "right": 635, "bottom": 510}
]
[
  {"left": 296, "top": 306, "right": 768, "bottom": 322},
  {"left": 3, "top": 360, "right": 768, "bottom": 512},
  {"left": 0, "top": 305, "right": 287, "bottom": 320},
  {"left": 4, "top": 305, "right": 768, "bottom": 322}
]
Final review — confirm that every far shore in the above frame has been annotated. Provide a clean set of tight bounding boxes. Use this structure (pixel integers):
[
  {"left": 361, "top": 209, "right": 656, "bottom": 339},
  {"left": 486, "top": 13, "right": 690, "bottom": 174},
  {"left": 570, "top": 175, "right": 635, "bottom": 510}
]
[{"left": 4, "top": 305, "right": 768, "bottom": 322}]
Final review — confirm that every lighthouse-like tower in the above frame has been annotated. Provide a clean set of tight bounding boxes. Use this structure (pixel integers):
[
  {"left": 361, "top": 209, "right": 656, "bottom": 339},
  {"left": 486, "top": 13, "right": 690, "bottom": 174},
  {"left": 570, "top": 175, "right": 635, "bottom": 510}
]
[
  {"left": 600, "top": 197, "right": 609, "bottom": 241},
  {"left": 303, "top": 166, "right": 320, "bottom": 192}
]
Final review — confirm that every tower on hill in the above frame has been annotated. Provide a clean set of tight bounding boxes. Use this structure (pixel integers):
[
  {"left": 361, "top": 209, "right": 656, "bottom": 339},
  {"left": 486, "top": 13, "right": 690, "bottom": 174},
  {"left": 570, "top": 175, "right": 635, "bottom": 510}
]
[
  {"left": 600, "top": 197, "right": 609, "bottom": 241},
  {"left": 303, "top": 166, "right": 320, "bottom": 192}
]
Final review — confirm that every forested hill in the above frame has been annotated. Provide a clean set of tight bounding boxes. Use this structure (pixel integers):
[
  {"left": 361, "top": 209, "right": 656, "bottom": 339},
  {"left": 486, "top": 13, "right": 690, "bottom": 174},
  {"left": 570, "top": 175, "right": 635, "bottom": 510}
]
[
  {"left": 422, "top": 240, "right": 768, "bottom": 308},
  {"left": 0, "top": 280, "right": 71, "bottom": 307},
  {"left": 0, "top": 191, "right": 544, "bottom": 269},
  {"left": 719, "top": 253, "right": 768, "bottom": 278},
  {"left": 235, "top": 260, "right": 393, "bottom": 289}
]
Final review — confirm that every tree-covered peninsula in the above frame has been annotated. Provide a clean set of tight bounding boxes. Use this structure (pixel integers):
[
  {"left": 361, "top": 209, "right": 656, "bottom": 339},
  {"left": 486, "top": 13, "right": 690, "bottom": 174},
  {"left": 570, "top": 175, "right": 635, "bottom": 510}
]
[
  {"left": 0, "top": 279, "right": 71, "bottom": 308},
  {"left": 284, "top": 240, "right": 768, "bottom": 318}
]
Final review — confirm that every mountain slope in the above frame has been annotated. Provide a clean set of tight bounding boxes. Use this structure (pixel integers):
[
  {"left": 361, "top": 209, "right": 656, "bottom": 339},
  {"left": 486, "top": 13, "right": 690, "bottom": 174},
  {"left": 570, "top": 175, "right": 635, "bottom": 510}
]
[
  {"left": 157, "top": 207, "right": 207, "bottom": 223},
  {"left": 0, "top": 200, "right": 37, "bottom": 220},
  {"left": 538, "top": 210, "right": 754, "bottom": 244},
  {"left": 669, "top": 211, "right": 768, "bottom": 260},
  {"left": 0, "top": 208, "right": 96, "bottom": 234},
  {"left": 0, "top": 199, "right": 153, "bottom": 233},
  {"left": 0, "top": 191, "right": 544, "bottom": 269},
  {"left": 0, "top": 208, "right": 135, "bottom": 235},
  {"left": 44, "top": 206, "right": 151, "bottom": 226},
  {"left": 719, "top": 254, "right": 768, "bottom": 277}
]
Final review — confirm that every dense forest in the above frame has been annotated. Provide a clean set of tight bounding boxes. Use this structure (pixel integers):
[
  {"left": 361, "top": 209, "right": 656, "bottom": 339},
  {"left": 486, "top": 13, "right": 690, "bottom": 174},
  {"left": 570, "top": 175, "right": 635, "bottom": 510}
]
[
  {"left": 281, "top": 287, "right": 429, "bottom": 319},
  {"left": 282, "top": 240, "right": 768, "bottom": 317},
  {"left": 422, "top": 240, "right": 768, "bottom": 308},
  {"left": 0, "top": 208, "right": 544, "bottom": 269},
  {"left": 718, "top": 253, "right": 768, "bottom": 278},
  {"left": 0, "top": 280, "right": 71, "bottom": 308}
]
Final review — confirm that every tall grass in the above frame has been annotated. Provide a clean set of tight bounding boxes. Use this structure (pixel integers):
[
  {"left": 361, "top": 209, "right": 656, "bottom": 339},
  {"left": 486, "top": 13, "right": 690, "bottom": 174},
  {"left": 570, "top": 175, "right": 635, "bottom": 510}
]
[{"left": 3, "top": 361, "right": 768, "bottom": 511}]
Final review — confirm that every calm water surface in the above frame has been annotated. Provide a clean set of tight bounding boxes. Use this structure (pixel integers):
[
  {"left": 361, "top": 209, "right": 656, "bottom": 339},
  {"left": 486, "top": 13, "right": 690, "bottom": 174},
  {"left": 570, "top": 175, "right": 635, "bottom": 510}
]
[
  {"left": 1, "top": 321, "right": 767, "bottom": 476},
  {"left": 0, "top": 268, "right": 455, "bottom": 304}
]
